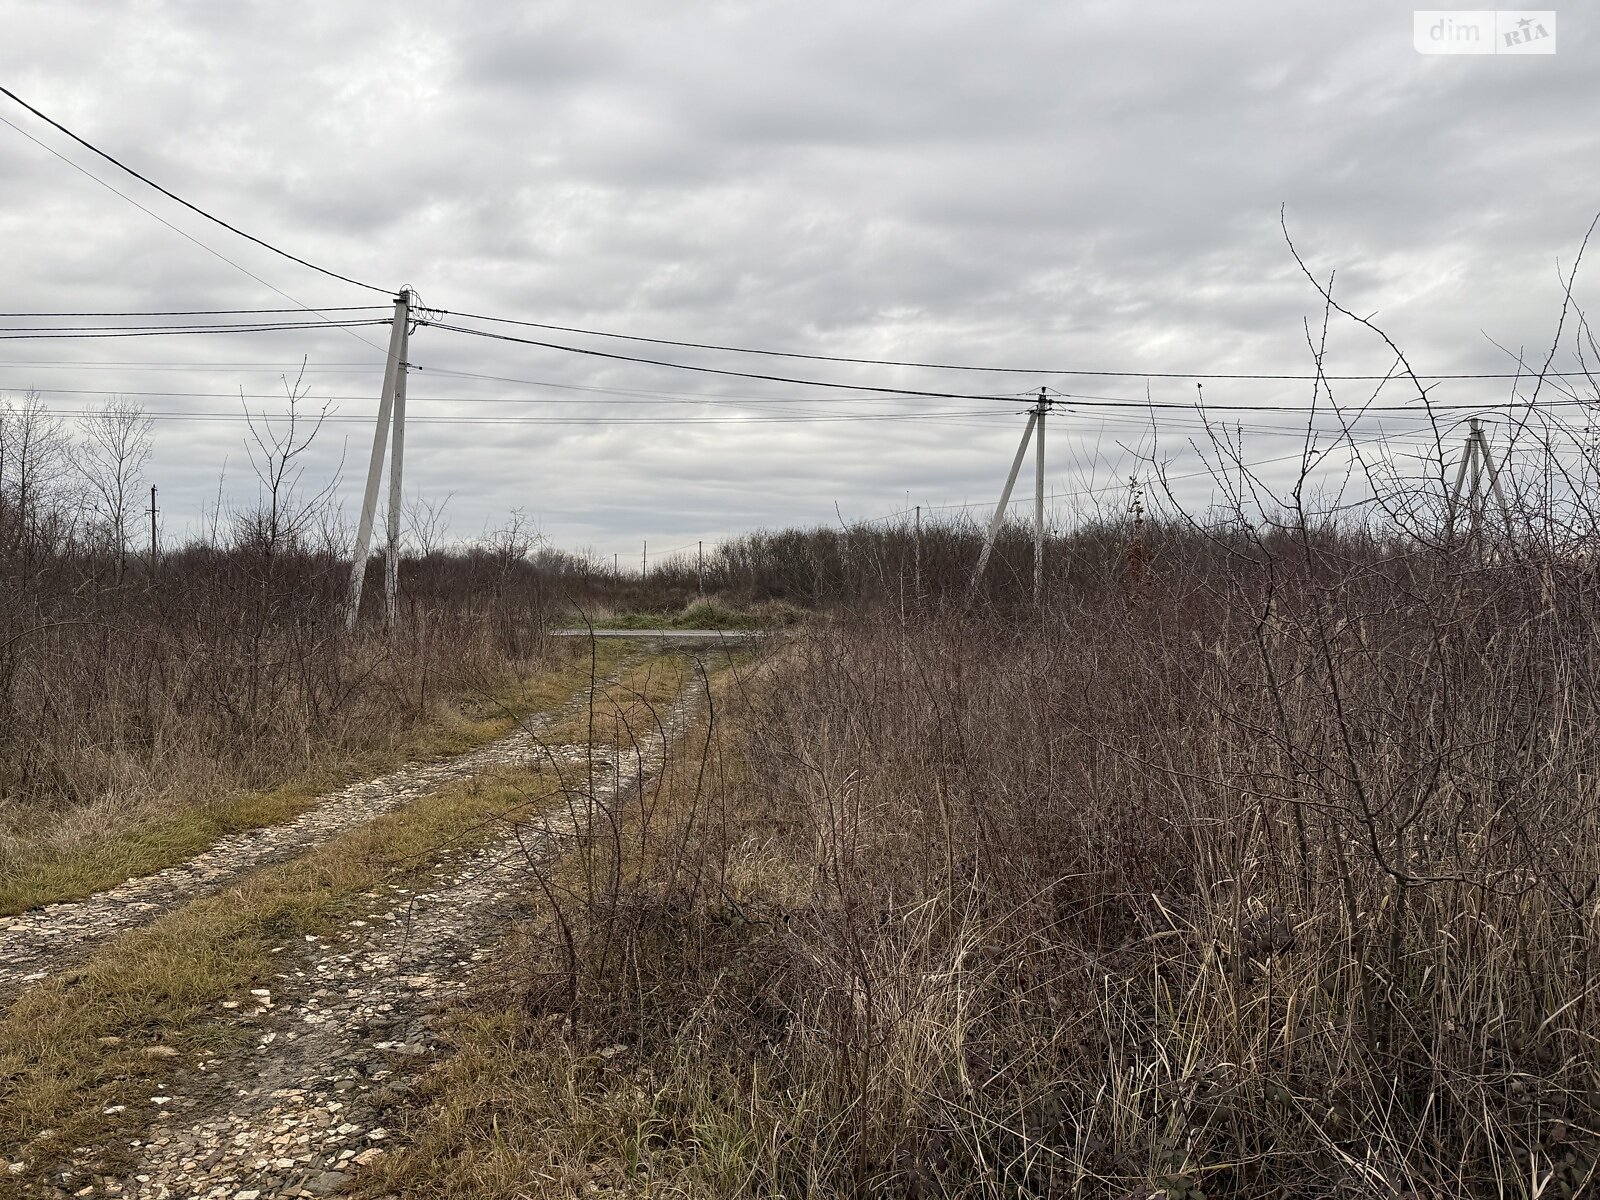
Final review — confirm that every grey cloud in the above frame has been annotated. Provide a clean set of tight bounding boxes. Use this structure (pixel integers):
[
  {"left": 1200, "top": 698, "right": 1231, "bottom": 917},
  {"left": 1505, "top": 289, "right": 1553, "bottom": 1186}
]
[{"left": 1, "top": 0, "right": 1596, "bottom": 558}]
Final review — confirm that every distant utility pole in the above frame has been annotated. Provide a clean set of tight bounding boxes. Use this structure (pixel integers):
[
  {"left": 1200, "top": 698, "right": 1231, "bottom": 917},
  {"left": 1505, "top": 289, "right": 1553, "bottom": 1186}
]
[
  {"left": 613, "top": 552, "right": 618, "bottom": 577},
  {"left": 697, "top": 540, "right": 705, "bottom": 595},
  {"left": 148, "top": 485, "right": 158, "bottom": 565},
  {"left": 642, "top": 540, "right": 648, "bottom": 578},
  {"left": 346, "top": 288, "right": 411, "bottom": 631},
  {"left": 1445, "top": 417, "right": 1513, "bottom": 548},
  {"left": 1033, "top": 388, "right": 1046, "bottom": 606},
  {"left": 969, "top": 390, "right": 1051, "bottom": 605}
]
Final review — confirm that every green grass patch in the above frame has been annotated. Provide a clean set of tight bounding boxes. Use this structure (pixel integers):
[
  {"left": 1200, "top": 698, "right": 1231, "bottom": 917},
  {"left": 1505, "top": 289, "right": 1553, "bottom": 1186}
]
[{"left": 594, "top": 601, "right": 777, "bottom": 632}]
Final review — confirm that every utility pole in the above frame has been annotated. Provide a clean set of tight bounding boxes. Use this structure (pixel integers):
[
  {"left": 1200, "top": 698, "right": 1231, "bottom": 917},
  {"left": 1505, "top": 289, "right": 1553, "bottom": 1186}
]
[
  {"left": 968, "top": 398, "right": 1046, "bottom": 604},
  {"left": 1445, "top": 417, "right": 1513, "bottom": 549},
  {"left": 613, "top": 552, "right": 618, "bottom": 577},
  {"left": 148, "top": 485, "right": 158, "bottom": 565},
  {"left": 384, "top": 329, "right": 409, "bottom": 627},
  {"left": 1033, "top": 388, "right": 1047, "bottom": 607},
  {"left": 697, "top": 540, "right": 705, "bottom": 595},
  {"left": 345, "top": 288, "right": 410, "bottom": 631},
  {"left": 642, "top": 540, "right": 647, "bottom": 578}
]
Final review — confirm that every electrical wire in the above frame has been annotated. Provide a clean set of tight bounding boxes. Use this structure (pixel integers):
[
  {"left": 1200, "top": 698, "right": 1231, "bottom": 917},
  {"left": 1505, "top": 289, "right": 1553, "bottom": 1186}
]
[
  {"left": 0, "top": 85, "right": 391, "bottom": 295},
  {"left": 0, "top": 307, "right": 385, "bottom": 317},
  {"left": 419, "top": 320, "right": 1600, "bottom": 412},
  {"left": 0, "top": 360, "right": 385, "bottom": 371},
  {"left": 1052, "top": 393, "right": 1587, "bottom": 414},
  {"left": 0, "top": 320, "right": 393, "bottom": 340},
  {"left": 870, "top": 433, "right": 1445, "bottom": 520},
  {"left": 7, "top": 385, "right": 1014, "bottom": 426},
  {"left": 22, "top": 406, "right": 1002, "bottom": 426},
  {"left": 433, "top": 306, "right": 1600, "bottom": 383},
  {"left": 424, "top": 320, "right": 1048, "bottom": 402},
  {"left": 0, "top": 319, "right": 395, "bottom": 333},
  {"left": 0, "top": 111, "right": 391, "bottom": 356}
]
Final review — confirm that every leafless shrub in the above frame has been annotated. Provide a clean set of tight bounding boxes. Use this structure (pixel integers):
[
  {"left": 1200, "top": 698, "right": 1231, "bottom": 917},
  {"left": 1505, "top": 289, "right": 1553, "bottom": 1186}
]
[
  {"left": 437, "top": 235, "right": 1600, "bottom": 1197},
  {"left": 75, "top": 399, "right": 152, "bottom": 581}
]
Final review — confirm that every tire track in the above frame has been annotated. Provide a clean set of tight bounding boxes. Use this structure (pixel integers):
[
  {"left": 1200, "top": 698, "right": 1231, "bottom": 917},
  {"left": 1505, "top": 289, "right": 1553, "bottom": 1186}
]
[
  {"left": 0, "top": 654, "right": 647, "bottom": 997},
  {"left": 96, "top": 670, "right": 707, "bottom": 1200}
]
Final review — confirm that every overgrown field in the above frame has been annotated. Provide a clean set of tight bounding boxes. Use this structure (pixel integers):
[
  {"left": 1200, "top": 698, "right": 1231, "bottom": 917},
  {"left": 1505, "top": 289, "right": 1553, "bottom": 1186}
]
[
  {"left": 374, "top": 526, "right": 1600, "bottom": 1199},
  {"left": 0, "top": 539, "right": 591, "bottom": 908},
  {"left": 11, "top": 390, "right": 1600, "bottom": 1196}
]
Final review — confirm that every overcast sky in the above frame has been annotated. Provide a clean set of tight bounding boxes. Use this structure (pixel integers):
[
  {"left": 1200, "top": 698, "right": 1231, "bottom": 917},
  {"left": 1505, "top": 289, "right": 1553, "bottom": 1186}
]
[{"left": 3, "top": 1, "right": 1596, "bottom": 563}]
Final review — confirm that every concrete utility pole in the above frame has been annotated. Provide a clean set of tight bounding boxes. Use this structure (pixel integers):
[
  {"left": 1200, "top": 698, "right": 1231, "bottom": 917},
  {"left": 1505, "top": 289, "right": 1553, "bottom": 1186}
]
[
  {"left": 1033, "top": 388, "right": 1047, "bottom": 606},
  {"left": 148, "top": 485, "right": 158, "bottom": 564},
  {"left": 969, "top": 395, "right": 1049, "bottom": 604},
  {"left": 346, "top": 288, "right": 411, "bottom": 631},
  {"left": 642, "top": 540, "right": 647, "bottom": 578},
  {"left": 1445, "top": 417, "right": 1513, "bottom": 547},
  {"left": 384, "top": 336, "right": 409, "bottom": 627}
]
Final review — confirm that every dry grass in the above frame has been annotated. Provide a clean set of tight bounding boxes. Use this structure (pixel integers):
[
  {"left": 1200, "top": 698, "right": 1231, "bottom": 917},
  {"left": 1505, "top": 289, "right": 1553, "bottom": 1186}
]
[
  {"left": 368, "top": 535, "right": 1600, "bottom": 1199},
  {"left": 0, "top": 637, "right": 639, "bottom": 915},
  {"left": 539, "top": 653, "right": 695, "bottom": 749},
  {"left": 0, "top": 647, "right": 692, "bottom": 1188}
]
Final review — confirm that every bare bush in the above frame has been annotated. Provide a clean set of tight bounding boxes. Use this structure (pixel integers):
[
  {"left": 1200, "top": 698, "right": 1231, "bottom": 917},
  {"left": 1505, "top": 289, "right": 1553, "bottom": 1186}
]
[{"left": 75, "top": 399, "right": 152, "bottom": 580}]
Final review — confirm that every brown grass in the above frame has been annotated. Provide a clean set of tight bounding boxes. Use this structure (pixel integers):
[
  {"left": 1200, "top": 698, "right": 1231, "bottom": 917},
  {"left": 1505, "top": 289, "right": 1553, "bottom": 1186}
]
[
  {"left": 369, "top": 532, "right": 1600, "bottom": 1199},
  {"left": 0, "top": 647, "right": 693, "bottom": 1188},
  {"left": 0, "top": 636, "right": 641, "bottom": 914}
]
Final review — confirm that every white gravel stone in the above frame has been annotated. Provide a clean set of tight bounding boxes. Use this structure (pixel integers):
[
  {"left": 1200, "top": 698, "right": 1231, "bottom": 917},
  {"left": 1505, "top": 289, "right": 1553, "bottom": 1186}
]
[
  {"left": 91, "top": 659, "right": 706, "bottom": 1200},
  {"left": 0, "top": 673, "right": 637, "bottom": 992}
]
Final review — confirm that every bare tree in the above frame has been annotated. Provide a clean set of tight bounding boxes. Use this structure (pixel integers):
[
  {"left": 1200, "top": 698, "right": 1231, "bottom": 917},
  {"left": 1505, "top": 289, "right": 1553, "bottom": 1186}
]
[
  {"left": 0, "top": 391, "right": 72, "bottom": 565},
  {"left": 404, "top": 489, "right": 455, "bottom": 557},
  {"left": 482, "top": 507, "right": 539, "bottom": 576},
  {"left": 235, "top": 366, "right": 341, "bottom": 562},
  {"left": 76, "top": 398, "right": 153, "bottom": 580}
]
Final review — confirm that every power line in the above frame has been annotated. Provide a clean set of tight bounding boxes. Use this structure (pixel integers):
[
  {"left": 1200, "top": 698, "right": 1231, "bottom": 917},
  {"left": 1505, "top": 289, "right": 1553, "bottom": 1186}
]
[
  {"left": 0, "top": 319, "right": 395, "bottom": 332},
  {"left": 420, "top": 319, "right": 1600, "bottom": 408},
  {"left": 433, "top": 306, "right": 1600, "bottom": 383},
  {"left": 0, "top": 360, "right": 385, "bottom": 371},
  {"left": 0, "top": 111, "right": 391, "bottom": 356},
  {"left": 6, "top": 385, "right": 1010, "bottom": 422},
  {"left": 420, "top": 320, "right": 1038, "bottom": 402},
  {"left": 411, "top": 363, "right": 998, "bottom": 407},
  {"left": 3, "top": 383, "right": 1553, "bottom": 428},
  {"left": 0, "top": 307, "right": 385, "bottom": 317},
  {"left": 0, "top": 320, "right": 393, "bottom": 340},
  {"left": 870, "top": 431, "right": 1450, "bottom": 519},
  {"left": 1052, "top": 392, "right": 1587, "bottom": 414},
  {"left": 392, "top": 317, "right": 1600, "bottom": 417},
  {"left": 0, "top": 84, "right": 391, "bottom": 295},
  {"left": 24, "top": 406, "right": 1002, "bottom": 426}
]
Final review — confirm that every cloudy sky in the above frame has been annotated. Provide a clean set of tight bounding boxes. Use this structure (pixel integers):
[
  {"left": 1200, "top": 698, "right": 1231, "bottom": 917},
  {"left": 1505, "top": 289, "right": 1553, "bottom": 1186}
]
[{"left": 3, "top": 1, "right": 1596, "bottom": 563}]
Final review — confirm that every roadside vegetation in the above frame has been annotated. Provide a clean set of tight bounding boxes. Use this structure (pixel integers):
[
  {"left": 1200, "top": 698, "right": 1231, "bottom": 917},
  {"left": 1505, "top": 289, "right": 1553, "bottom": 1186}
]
[
  {"left": 12, "top": 275, "right": 1600, "bottom": 1195},
  {"left": 0, "top": 649, "right": 708, "bottom": 1185},
  {"left": 371, "top": 513, "right": 1600, "bottom": 1199},
  {"left": 364, "top": 276, "right": 1600, "bottom": 1200}
]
